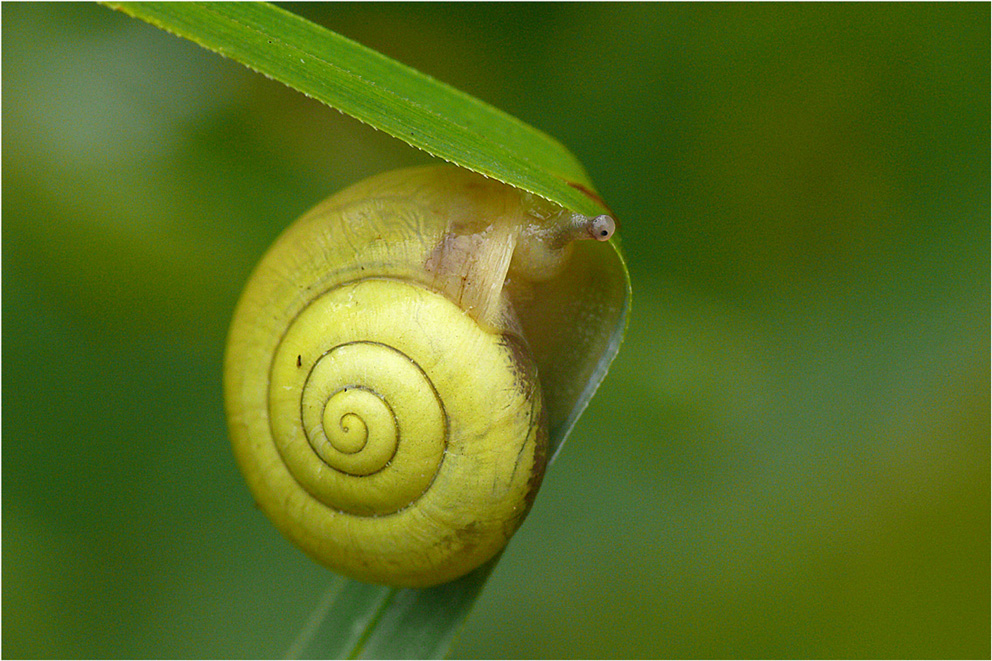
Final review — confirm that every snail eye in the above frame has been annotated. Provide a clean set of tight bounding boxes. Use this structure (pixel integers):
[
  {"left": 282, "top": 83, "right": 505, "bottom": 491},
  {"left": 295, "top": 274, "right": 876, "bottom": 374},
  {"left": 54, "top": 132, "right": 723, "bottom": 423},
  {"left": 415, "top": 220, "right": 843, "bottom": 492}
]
[{"left": 591, "top": 215, "right": 616, "bottom": 241}]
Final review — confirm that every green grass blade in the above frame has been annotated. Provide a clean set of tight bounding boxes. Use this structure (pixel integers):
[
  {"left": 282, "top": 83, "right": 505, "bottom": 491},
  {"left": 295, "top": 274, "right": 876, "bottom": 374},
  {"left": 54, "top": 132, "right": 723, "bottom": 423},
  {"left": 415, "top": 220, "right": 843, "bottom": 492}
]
[
  {"left": 282, "top": 565, "right": 493, "bottom": 660},
  {"left": 104, "top": 1, "right": 610, "bottom": 217},
  {"left": 355, "top": 565, "right": 495, "bottom": 660},
  {"left": 283, "top": 577, "right": 393, "bottom": 660}
]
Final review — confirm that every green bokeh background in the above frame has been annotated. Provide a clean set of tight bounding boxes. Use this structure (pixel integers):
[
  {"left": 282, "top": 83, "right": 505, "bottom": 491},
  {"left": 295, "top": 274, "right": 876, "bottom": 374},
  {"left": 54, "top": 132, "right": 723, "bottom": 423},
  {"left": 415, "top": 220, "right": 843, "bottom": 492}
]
[{"left": 3, "top": 3, "right": 988, "bottom": 658}]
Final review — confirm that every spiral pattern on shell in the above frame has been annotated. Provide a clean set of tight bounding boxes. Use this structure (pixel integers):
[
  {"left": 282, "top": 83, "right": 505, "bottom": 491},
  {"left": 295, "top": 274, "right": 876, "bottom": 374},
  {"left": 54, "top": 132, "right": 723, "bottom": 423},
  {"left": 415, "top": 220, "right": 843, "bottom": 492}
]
[
  {"left": 269, "top": 277, "right": 472, "bottom": 521},
  {"left": 272, "top": 288, "right": 448, "bottom": 519},
  {"left": 228, "top": 271, "right": 547, "bottom": 587}
]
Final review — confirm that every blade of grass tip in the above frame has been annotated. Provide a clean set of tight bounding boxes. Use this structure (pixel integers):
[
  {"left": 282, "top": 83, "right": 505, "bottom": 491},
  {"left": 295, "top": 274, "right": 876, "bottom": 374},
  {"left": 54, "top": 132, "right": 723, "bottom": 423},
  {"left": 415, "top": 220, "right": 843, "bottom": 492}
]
[
  {"left": 285, "top": 577, "right": 394, "bottom": 660},
  {"left": 102, "top": 1, "right": 609, "bottom": 218}
]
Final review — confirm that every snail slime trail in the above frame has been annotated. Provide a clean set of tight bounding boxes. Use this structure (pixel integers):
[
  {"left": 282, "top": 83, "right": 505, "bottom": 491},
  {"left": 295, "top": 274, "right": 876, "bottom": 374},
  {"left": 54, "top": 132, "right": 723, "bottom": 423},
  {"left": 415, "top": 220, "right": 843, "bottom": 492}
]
[{"left": 224, "top": 165, "right": 618, "bottom": 587}]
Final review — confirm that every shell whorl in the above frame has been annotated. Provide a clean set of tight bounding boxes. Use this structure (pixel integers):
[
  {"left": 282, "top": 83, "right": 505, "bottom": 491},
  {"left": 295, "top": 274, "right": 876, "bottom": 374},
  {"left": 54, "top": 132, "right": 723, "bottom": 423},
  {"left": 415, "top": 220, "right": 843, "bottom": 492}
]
[{"left": 224, "top": 167, "right": 553, "bottom": 587}]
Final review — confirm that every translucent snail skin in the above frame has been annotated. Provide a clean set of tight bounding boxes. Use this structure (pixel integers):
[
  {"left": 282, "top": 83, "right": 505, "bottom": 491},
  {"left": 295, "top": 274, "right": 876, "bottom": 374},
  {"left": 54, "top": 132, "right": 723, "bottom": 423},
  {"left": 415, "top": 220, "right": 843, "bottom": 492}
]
[{"left": 224, "top": 165, "right": 619, "bottom": 588}]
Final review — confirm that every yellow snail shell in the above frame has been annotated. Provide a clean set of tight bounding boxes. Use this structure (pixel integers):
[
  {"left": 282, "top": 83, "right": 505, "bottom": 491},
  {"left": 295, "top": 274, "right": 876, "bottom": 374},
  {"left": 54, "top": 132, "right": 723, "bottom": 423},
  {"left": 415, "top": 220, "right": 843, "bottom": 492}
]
[{"left": 224, "top": 165, "right": 626, "bottom": 587}]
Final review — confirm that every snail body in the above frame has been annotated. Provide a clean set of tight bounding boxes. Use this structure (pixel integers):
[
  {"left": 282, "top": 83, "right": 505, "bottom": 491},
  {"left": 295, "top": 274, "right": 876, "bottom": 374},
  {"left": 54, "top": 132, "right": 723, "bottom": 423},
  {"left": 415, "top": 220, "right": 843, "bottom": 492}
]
[{"left": 224, "top": 165, "right": 620, "bottom": 587}]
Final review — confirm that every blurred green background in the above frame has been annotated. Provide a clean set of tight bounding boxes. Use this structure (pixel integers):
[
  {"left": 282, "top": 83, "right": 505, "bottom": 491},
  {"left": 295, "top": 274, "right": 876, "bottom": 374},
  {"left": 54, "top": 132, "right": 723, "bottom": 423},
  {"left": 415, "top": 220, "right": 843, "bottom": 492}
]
[{"left": 3, "top": 3, "right": 988, "bottom": 658}]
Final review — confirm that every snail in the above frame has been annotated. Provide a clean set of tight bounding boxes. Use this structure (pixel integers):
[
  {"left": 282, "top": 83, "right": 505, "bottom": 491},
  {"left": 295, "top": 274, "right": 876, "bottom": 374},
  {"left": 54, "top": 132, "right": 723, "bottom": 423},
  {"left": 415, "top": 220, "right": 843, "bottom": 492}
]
[{"left": 224, "top": 165, "right": 626, "bottom": 588}]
